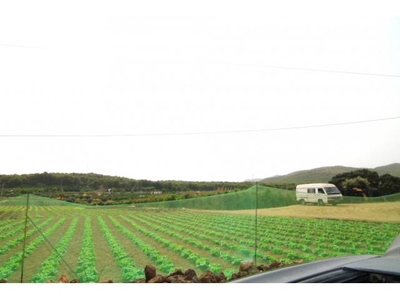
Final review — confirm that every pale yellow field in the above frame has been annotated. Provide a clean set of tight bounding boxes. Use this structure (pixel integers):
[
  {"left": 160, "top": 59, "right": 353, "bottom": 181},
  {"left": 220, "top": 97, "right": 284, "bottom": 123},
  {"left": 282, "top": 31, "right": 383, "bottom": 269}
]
[{"left": 193, "top": 202, "right": 400, "bottom": 223}]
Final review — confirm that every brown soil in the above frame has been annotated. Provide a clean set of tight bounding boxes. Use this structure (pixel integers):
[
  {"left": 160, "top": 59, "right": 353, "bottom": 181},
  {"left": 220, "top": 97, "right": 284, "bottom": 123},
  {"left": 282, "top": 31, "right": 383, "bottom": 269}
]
[{"left": 192, "top": 202, "right": 400, "bottom": 223}]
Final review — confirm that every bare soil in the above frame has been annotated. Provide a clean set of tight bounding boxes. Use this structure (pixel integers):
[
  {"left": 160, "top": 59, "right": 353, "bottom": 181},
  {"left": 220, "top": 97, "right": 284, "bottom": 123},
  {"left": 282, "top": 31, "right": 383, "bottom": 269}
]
[{"left": 193, "top": 202, "right": 400, "bottom": 223}]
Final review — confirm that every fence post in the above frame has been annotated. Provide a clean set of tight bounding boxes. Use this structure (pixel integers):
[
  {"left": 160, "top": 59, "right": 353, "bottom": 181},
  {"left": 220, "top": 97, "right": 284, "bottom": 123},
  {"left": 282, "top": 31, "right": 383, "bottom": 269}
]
[{"left": 20, "top": 193, "right": 30, "bottom": 283}]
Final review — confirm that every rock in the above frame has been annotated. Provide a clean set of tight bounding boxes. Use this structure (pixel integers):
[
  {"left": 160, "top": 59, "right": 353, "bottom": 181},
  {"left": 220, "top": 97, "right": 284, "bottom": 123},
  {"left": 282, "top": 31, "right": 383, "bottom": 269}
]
[
  {"left": 144, "top": 265, "right": 157, "bottom": 281},
  {"left": 166, "top": 276, "right": 188, "bottom": 283},
  {"left": 168, "top": 269, "right": 184, "bottom": 277},
  {"left": 230, "top": 271, "right": 248, "bottom": 280},
  {"left": 166, "top": 269, "right": 186, "bottom": 282},
  {"left": 148, "top": 275, "right": 166, "bottom": 283},
  {"left": 215, "top": 273, "right": 227, "bottom": 283},
  {"left": 95, "top": 261, "right": 301, "bottom": 283},
  {"left": 269, "top": 261, "right": 283, "bottom": 269},
  {"left": 0, "top": 279, "right": 8, "bottom": 283},
  {"left": 130, "top": 278, "right": 147, "bottom": 283},
  {"left": 184, "top": 269, "right": 198, "bottom": 281},
  {"left": 239, "top": 260, "right": 254, "bottom": 272},
  {"left": 256, "top": 264, "right": 268, "bottom": 272},
  {"left": 100, "top": 279, "right": 113, "bottom": 283},
  {"left": 198, "top": 271, "right": 217, "bottom": 283},
  {"left": 57, "top": 275, "right": 69, "bottom": 283}
]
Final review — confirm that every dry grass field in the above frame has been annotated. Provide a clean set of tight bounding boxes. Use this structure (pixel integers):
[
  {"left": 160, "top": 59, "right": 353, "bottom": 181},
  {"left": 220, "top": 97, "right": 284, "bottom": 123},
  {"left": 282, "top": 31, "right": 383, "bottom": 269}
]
[{"left": 200, "top": 202, "right": 400, "bottom": 223}]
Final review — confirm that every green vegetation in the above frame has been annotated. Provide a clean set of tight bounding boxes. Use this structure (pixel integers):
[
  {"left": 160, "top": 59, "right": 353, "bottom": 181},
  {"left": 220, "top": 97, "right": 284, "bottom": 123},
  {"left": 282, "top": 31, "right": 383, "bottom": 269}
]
[
  {"left": 1, "top": 165, "right": 399, "bottom": 207},
  {"left": 330, "top": 169, "right": 400, "bottom": 197},
  {"left": 0, "top": 172, "right": 252, "bottom": 205},
  {"left": 75, "top": 218, "right": 98, "bottom": 282},
  {"left": 0, "top": 193, "right": 399, "bottom": 282},
  {"left": 136, "top": 185, "right": 296, "bottom": 210}
]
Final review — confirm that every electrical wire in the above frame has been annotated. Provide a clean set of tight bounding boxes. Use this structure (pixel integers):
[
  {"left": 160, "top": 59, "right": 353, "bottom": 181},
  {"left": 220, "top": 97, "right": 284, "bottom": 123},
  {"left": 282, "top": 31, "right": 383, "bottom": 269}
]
[
  {"left": 1, "top": 116, "right": 399, "bottom": 138},
  {"left": 0, "top": 43, "right": 56, "bottom": 50},
  {"left": 223, "top": 62, "right": 400, "bottom": 79}
]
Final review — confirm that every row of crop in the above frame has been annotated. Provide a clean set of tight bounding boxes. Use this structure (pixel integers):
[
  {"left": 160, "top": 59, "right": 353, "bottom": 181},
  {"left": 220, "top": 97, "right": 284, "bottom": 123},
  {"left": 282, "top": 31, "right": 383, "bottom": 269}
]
[
  {"left": 137, "top": 211, "right": 309, "bottom": 263},
  {"left": 136, "top": 211, "right": 394, "bottom": 259},
  {"left": 108, "top": 216, "right": 175, "bottom": 273},
  {"left": 126, "top": 213, "right": 241, "bottom": 267},
  {"left": 146, "top": 211, "right": 260, "bottom": 249},
  {"left": 269, "top": 220, "right": 397, "bottom": 246},
  {"left": 147, "top": 211, "right": 309, "bottom": 263},
  {"left": 96, "top": 216, "right": 143, "bottom": 281},
  {"left": 234, "top": 213, "right": 391, "bottom": 255},
  {"left": 130, "top": 215, "right": 270, "bottom": 266},
  {"left": 0, "top": 205, "right": 26, "bottom": 212},
  {"left": 0, "top": 218, "right": 18, "bottom": 229},
  {"left": 158, "top": 212, "right": 257, "bottom": 242},
  {"left": 170, "top": 211, "right": 399, "bottom": 255},
  {"left": 0, "top": 217, "right": 54, "bottom": 255},
  {"left": 0, "top": 218, "right": 66, "bottom": 280},
  {"left": 158, "top": 212, "right": 349, "bottom": 259},
  {"left": 130, "top": 212, "right": 264, "bottom": 264},
  {"left": 255, "top": 218, "right": 400, "bottom": 255},
  {"left": 259, "top": 215, "right": 398, "bottom": 254},
  {"left": 0, "top": 217, "right": 48, "bottom": 240},
  {"left": 0, "top": 219, "right": 27, "bottom": 237},
  {"left": 75, "top": 217, "right": 99, "bottom": 282},
  {"left": 119, "top": 215, "right": 233, "bottom": 275},
  {"left": 255, "top": 216, "right": 400, "bottom": 244},
  {"left": 178, "top": 211, "right": 394, "bottom": 244},
  {"left": 30, "top": 218, "right": 79, "bottom": 282}
]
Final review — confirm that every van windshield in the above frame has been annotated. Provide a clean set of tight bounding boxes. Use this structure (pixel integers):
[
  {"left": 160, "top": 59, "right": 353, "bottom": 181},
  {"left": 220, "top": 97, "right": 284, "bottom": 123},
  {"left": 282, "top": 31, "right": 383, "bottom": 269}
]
[{"left": 325, "top": 187, "right": 341, "bottom": 195}]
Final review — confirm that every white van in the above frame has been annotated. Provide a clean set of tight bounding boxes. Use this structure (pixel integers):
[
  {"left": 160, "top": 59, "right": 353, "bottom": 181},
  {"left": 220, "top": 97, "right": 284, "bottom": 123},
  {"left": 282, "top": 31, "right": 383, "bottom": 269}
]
[{"left": 296, "top": 183, "right": 342, "bottom": 206}]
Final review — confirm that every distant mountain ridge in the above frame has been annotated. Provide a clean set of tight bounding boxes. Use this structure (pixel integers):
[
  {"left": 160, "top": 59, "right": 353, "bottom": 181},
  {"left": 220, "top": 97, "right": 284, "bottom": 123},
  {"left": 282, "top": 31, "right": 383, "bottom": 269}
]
[{"left": 260, "top": 163, "right": 400, "bottom": 184}]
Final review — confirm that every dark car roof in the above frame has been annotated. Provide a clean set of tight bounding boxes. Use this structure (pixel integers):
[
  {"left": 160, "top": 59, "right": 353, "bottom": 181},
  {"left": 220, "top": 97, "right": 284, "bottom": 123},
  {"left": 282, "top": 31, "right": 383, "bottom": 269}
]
[
  {"left": 230, "top": 255, "right": 378, "bottom": 283},
  {"left": 231, "top": 234, "right": 400, "bottom": 283},
  {"left": 343, "top": 234, "right": 400, "bottom": 277}
]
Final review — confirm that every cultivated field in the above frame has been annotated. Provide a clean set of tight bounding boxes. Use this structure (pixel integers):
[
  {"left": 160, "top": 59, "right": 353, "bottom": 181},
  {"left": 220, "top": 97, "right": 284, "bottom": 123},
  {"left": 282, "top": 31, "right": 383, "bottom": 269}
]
[{"left": 0, "top": 196, "right": 399, "bottom": 283}]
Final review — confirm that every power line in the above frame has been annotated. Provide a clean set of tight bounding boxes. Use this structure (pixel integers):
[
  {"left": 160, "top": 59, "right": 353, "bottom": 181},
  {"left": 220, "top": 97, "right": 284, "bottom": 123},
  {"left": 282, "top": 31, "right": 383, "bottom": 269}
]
[
  {"left": 1, "top": 116, "right": 399, "bottom": 138},
  {"left": 0, "top": 43, "right": 56, "bottom": 50},
  {"left": 224, "top": 62, "right": 400, "bottom": 79}
]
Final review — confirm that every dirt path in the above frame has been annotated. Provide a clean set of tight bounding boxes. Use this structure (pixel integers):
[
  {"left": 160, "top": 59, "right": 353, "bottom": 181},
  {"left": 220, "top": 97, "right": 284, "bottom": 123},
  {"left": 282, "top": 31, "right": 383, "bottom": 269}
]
[{"left": 193, "top": 202, "right": 400, "bottom": 223}]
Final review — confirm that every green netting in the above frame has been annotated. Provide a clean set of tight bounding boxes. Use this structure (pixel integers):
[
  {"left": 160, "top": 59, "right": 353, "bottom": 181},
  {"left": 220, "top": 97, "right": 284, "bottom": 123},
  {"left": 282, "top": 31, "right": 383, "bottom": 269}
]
[
  {"left": 135, "top": 185, "right": 297, "bottom": 210},
  {"left": 0, "top": 195, "right": 83, "bottom": 207},
  {"left": 343, "top": 193, "right": 400, "bottom": 203}
]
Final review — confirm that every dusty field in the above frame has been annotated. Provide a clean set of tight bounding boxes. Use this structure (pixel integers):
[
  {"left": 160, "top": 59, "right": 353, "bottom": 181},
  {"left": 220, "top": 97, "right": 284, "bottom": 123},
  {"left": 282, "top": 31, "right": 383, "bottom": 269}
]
[{"left": 197, "top": 202, "right": 400, "bottom": 223}]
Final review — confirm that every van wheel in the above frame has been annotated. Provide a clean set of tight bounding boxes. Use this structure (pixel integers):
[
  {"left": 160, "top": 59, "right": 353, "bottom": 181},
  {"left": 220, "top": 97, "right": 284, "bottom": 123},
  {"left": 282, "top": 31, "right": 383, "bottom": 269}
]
[
  {"left": 318, "top": 199, "right": 324, "bottom": 206},
  {"left": 300, "top": 200, "right": 305, "bottom": 205}
]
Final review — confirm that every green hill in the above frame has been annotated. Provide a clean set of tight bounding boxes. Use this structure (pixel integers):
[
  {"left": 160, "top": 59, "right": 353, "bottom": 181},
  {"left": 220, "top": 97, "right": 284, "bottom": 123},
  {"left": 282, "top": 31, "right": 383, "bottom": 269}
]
[
  {"left": 373, "top": 163, "right": 400, "bottom": 177},
  {"left": 261, "top": 163, "right": 400, "bottom": 184}
]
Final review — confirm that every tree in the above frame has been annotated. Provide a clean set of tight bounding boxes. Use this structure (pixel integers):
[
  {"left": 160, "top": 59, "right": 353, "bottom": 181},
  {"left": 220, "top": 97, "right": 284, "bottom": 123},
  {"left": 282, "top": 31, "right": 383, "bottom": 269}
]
[
  {"left": 330, "top": 169, "right": 379, "bottom": 196},
  {"left": 342, "top": 176, "right": 370, "bottom": 196},
  {"left": 379, "top": 174, "right": 400, "bottom": 195}
]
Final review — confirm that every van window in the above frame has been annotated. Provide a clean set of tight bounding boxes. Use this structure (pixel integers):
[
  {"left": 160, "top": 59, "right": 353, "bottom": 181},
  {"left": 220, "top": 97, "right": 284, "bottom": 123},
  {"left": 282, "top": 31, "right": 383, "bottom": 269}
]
[
  {"left": 317, "top": 188, "right": 325, "bottom": 194},
  {"left": 325, "top": 186, "right": 341, "bottom": 195},
  {"left": 307, "top": 188, "right": 315, "bottom": 193}
]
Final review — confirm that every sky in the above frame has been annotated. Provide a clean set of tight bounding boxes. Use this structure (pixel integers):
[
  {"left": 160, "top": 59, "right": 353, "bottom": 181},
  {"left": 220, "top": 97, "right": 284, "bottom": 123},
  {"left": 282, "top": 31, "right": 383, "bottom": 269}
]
[{"left": 1, "top": 0, "right": 400, "bottom": 182}]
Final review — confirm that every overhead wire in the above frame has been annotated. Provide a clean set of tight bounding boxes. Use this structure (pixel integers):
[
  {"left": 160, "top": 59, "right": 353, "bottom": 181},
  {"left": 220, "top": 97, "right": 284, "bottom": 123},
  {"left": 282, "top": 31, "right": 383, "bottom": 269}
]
[
  {"left": 1, "top": 43, "right": 399, "bottom": 137},
  {"left": 222, "top": 62, "right": 400, "bottom": 79},
  {"left": 1, "top": 116, "right": 399, "bottom": 138}
]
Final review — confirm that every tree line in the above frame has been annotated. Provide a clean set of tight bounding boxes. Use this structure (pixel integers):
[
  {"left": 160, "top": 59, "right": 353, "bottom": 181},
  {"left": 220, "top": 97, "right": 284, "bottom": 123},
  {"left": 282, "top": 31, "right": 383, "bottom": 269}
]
[
  {"left": 0, "top": 172, "right": 253, "bottom": 205},
  {"left": 1, "top": 170, "right": 398, "bottom": 205},
  {"left": 329, "top": 169, "right": 400, "bottom": 197}
]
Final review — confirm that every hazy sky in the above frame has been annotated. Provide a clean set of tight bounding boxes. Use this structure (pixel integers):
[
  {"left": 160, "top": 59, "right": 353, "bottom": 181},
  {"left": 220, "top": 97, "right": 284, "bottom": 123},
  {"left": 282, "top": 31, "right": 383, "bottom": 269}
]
[{"left": 1, "top": 0, "right": 400, "bottom": 182}]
